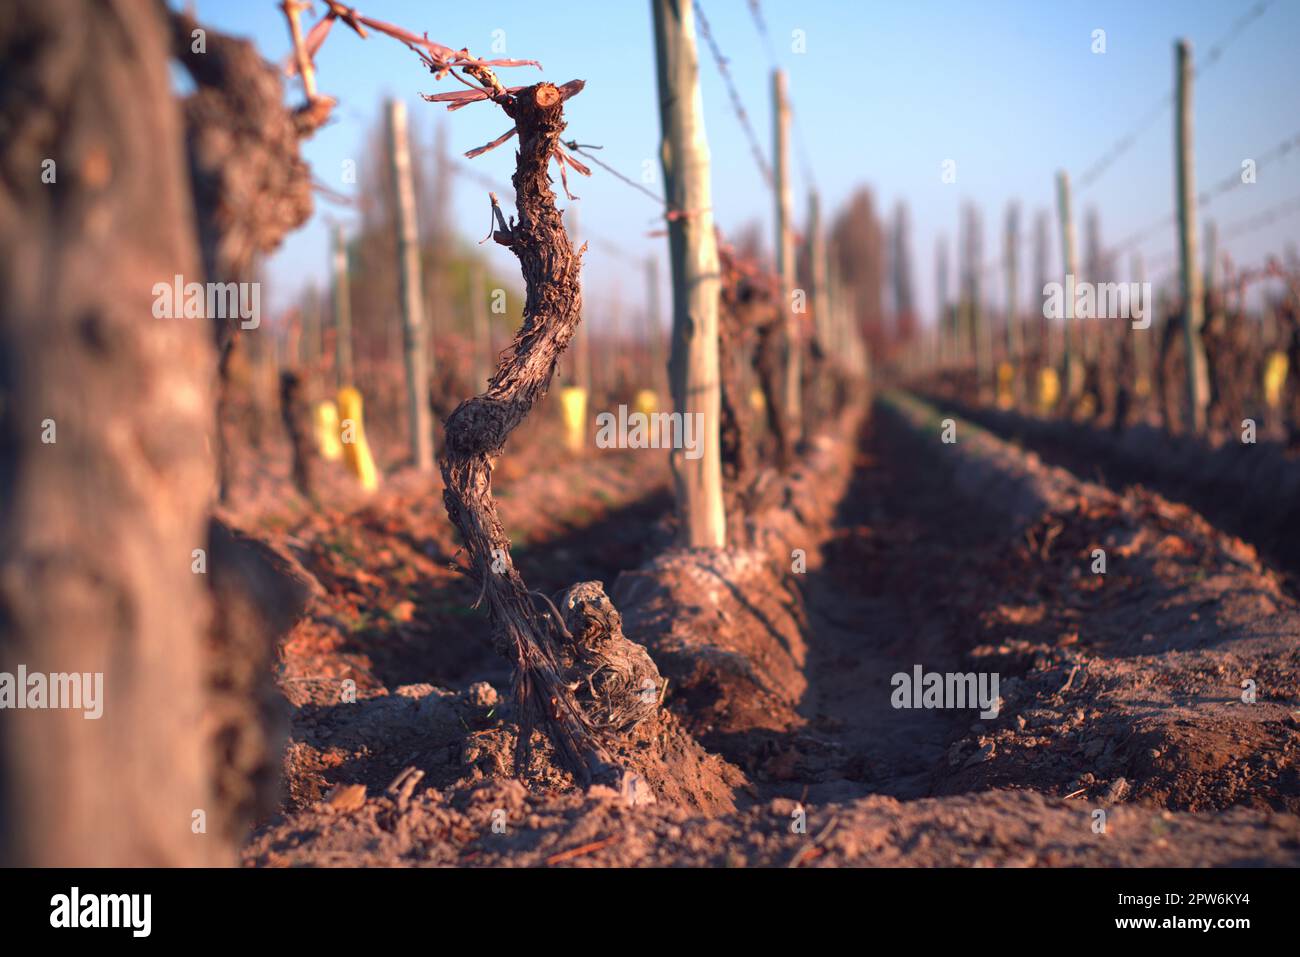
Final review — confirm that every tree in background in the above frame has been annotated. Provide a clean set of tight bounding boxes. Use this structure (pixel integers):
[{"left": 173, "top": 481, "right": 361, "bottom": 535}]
[{"left": 829, "top": 188, "right": 885, "bottom": 358}]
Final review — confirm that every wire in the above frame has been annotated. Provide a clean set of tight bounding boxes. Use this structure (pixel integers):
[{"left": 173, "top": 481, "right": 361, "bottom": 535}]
[
  {"left": 744, "top": 0, "right": 819, "bottom": 195},
  {"left": 563, "top": 142, "right": 669, "bottom": 210},
  {"left": 1197, "top": 129, "right": 1300, "bottom": 207},
  {"left": 694, "top": 0, "right": 775, "bottom": 189},
  {"left": 745, "top": 0, "right": 779, "bottom": 68},
  {"left": 1143, "top": 192, "right": 1300, "bottom": 275},
  {"left": 1220, "top": 191, "right": 1300, "bottom": 242},
  {"left": 1089, "top": 128, "right": 1300, "bottom": 265},
  {"left": 1075, "top": 0, "right": 1276, "bottom": 194}
]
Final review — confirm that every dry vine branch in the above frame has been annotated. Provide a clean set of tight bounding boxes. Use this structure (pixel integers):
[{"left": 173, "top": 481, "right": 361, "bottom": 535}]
[
  {"left": 440, "top": 81, "right": 637, "bottom": 787},
  {"left": 284, "top": 0, "right": 541, "bottom": 95}
]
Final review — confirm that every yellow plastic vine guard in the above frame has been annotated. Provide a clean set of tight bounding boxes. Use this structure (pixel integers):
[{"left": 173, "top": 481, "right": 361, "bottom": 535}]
[
  {"left": 560, "top": 386, "right": 587, "bottom": 453},
  {"left": 1264, "top": 350, "right": 1288, "bottom": 409},
  {"left": 633, "top": 388, "right": 657, "bottom": 420},
  {"left": 1038, "top": 367, "right": 1061, "bottom": 412},
  {"left": 336, "top": 386, "right": 378, "bottom": 491},
  {"left": 314, "top": 400, "right": 343, "bottom": 461}
]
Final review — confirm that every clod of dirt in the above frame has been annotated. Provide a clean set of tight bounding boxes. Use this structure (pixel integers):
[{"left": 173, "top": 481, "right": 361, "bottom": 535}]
[
  {"left": 558, "top": 580, "right": 663, "bottom": 733},
  {"left": 326, "top": 784, "right": 367, "bottom": 813}
]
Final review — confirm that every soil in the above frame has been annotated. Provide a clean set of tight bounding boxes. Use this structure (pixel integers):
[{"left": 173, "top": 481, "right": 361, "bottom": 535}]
[
  {"left": 920, "top": 388, "right": 1300, "bottom": 577},
  {"left": 231, "top": 395, "right": 1300, "bottom": 866}
]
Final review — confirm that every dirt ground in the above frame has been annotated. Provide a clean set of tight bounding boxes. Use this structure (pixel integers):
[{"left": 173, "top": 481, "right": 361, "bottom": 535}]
[{"left": 232, "top": 395, "right": 1300, "bottom": 867}]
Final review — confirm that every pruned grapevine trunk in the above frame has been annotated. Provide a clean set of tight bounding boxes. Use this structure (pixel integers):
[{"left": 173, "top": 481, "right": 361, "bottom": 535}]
[
  {"left": 279, "top": 369, "right": 317, "bottom": 500},
  {"left": 440, "top": 82, "right": 632, "bottom": 786}
]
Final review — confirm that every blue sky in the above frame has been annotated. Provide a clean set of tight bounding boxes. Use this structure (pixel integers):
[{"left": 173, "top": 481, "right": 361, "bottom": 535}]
[{"left": 188, "top": 0, "right": 1300, "bottom": 328}]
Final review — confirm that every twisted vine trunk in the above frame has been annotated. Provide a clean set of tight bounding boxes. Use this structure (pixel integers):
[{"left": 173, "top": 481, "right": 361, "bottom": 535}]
[{"left": 440, "top": 82, "right": 615, "bottom": 786}]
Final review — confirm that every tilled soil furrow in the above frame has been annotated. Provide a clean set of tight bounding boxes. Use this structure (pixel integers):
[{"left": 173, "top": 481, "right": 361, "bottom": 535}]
[
  {"left": 245, "top": 402, "right": 1300, "bottom": 865},
  {"left": 882, "top": 393, "right": 1300, "bottom": 814}
]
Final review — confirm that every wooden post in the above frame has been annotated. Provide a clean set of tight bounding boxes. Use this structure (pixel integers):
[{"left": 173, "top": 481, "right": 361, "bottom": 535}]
[
  {"left": 808, "top": 192, "right": 831, "bottom": 363},
  {"left": 1033, "top": 210, "right": 1052, "bottom": 370},
  {"left": 956, "top": 208, "right": 972, "bottom": 367},
  {"left": 560, "top": 206, "right": 590, "bottom": 453},
  {"left": 425, "top": 125, "right": 451, "bottom": 366},
  {"left": 607, "top": 289, "right": 623, "bottom": 394},
  {"left": 772, "top": 68, "right": 801, "bottom": 443},
  {"left": 567, "top": 205, "right": 592, "bottom": 393},
  {"left": 471, "top": 260, "right": 492, "bottom": 390},
  {"left": 1174, "top": 38, "right": 1208, "bottom": 434},
  {"left": 300, "top": 286, "right": 318, "bottom": 367},
  {"left": 651, "top": 0, "right": 727, "bottom": 548},
  {"left": 386, "top": 98, "right": 434, "bottom": 471},
  {"left": 965, "top": 205, "right": 991, "bottom": 395},
  {"left": 644, "top": 255, "right": 665, "bottom": 392},
  {"left": 1203, "top": 218, "right": 1219, "bottom": 292},
  {"left": 973, "top": 276, "right": 990, "bottom": 393},
  {"left": 935, "top": 236, "right": 949, "bottom": 366},
  {"left": 1004, "top": 203, "right": 1021, "bottom": 360},
  {"left": 1132, "top": 252, "right": 1151, "bottom": 396},
  {"left": 332, "top": 223, "right": 354, "bottom": 388},
  {"left": 465, "top": 261, "right": 488, "bottom": 392},
  {"left": 955, "top": 215, "right": 966, "bottom": 366},
  {"left": 1056, "top": 170, "right": 1082, "bottom": 402},
  {"left": 1005, "top": 202, "right": 1021, "bottom": 401}
]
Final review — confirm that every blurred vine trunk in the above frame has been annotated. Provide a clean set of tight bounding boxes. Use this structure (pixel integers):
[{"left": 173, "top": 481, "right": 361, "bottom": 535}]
[{"left": 0, "top": 0, "right": 224, "bottom": 865}]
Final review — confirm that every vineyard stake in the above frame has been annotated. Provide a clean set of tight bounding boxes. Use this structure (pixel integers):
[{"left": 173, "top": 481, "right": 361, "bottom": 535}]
[
  {"left": 935, "top": 236, "right": 950, "bottom": 366},
  {"left": 771, "top": 68, "right": 802, "bottom": 443},
  {"left": 1174, "top": 38, "right": 1209, "bottom": 435},
  {"left": 651, "top": 0, "right": 728, "bottom": 547},
  {"left": 1132, "top": 252, "right": 1151, "bottom": 399},
  {"left": 1004, "top": 202, "right": 1022, "bottom": 406},
  {"left": 644, "top": 254, "right": 666, "bottom": 395},
  {"left": 332, "top": 223, "right": 354, "bottom": 389},
  {"left": 1033, "top": 210, "right": 1052, "bottom": 394},
  {"left": 968, "top": 205, "right": 992, "bottom": 400},
  {"left": 470, "top": 260, "right": 492, "bottom": 390},
  {"left": 567, "top": 204, "right": 593, "bottom": 396},
  {"left": 386, "top": 98, "right": 435, "bottom": 471},
  {"left": 1056, "top": 170, "right": 1082, "bottom": 406}
]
